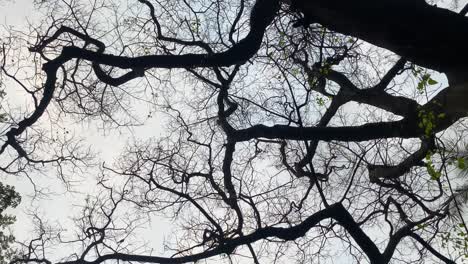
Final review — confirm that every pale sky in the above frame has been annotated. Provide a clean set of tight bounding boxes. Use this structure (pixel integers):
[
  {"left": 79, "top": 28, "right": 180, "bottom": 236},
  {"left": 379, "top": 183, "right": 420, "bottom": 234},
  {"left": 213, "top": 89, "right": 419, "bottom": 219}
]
[
  {"left": 0, "top": 0, "right": 171, "bottom": 256},
  {"left": 1, "top": 0, "right": 467, "bottom": 263}
]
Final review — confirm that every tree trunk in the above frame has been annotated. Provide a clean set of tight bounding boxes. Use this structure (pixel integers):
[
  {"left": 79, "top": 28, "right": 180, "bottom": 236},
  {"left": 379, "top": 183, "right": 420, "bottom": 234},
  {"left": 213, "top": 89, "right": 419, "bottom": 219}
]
[{"left": 289, "top": 0, "right": 468, "bottom": 116}]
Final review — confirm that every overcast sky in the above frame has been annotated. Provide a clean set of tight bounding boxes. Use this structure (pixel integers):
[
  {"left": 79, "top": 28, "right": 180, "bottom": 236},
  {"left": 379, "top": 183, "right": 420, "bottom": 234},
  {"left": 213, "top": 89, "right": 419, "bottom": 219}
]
[
  {"left": 1, "top": 0, "right": 468, "bottom": 263},
  {"left": 0, "top": 0, "right": 172, "bottom": 257}
]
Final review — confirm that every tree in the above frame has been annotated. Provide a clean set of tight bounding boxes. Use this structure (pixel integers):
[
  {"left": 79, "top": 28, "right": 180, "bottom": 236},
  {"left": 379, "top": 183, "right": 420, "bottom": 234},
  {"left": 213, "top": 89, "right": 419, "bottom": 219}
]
[
  {"left": 0, "top": 183, "right": 20, "bottom": 264},
  {"left": 0, "top": 77, "right": 21, "bottom": 263},
  {"left": 1, "top": 0, "right": 468, "bottom": 263}
]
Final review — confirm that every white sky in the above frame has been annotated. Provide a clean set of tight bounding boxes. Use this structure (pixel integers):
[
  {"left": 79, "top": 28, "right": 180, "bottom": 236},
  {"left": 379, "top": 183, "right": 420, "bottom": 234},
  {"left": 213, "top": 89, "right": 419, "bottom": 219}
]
[
  {"left": 1, "top": 0, "right": 468, "bottom": 263},
  {"left": 0, "top": 0, "right": 172, "bottom": 257}
]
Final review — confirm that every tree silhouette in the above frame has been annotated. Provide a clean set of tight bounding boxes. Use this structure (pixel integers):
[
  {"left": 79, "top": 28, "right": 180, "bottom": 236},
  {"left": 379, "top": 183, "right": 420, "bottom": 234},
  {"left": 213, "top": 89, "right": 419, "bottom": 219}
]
[{"left": 1, "top": 0, "right": 468, "bottom": 263}]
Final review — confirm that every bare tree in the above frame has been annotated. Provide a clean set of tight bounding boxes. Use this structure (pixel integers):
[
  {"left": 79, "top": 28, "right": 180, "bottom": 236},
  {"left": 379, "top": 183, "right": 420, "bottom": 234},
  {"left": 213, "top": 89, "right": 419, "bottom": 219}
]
[{"left": 1, "top": 0, "right": 468, "bottom": 263}]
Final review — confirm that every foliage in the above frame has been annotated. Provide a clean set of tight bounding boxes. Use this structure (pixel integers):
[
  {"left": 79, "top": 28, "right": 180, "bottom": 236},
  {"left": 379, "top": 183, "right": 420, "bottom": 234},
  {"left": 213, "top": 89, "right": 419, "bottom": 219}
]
[{"left": 0, "top": 183, "right": 20, "bottom": 264}]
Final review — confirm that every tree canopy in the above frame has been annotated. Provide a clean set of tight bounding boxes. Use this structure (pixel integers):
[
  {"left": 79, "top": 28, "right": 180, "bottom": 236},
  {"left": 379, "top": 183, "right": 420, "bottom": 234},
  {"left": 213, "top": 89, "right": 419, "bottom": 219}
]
[{"left": 0, "top": 0, "right": 468, "bottom": 263}]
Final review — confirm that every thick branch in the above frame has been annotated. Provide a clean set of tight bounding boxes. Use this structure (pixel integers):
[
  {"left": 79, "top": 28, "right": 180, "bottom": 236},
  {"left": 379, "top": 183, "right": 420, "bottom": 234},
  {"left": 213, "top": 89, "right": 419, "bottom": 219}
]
[
  {"left": 292, "top": 0, "right": 468, "bottom": 72},
  {"left": 327, "top": 70, "right": 419, "bottom": 117},
  {"left": 230, "top": 119, "right": 417, "bottom": 142},
  {"left": 58, "top": 203, "right": 390, "bottom": 264},
  {"left": 409, "top": 233, "right": 456, "bottom": 264},
  {"left": 47, "top": 0, "right": 279, "bottom": 71},
  {"left": 368, "top": 138, "right": 434, "bottom": 181}
]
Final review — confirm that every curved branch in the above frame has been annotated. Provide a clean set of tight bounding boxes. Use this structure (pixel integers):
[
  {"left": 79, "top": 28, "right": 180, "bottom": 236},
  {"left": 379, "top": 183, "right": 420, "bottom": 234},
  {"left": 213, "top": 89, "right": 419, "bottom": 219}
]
[
  {"left": 291, "top": 0, "right": 468, "bottom": 72},
  {"left": 409, "top": 233, "right": 456, "bottom": 264},
  {"left": 57, "top": 203, "right": 388, "bottom": 264},
  {"left": 368, "top": 138, "right": 434, "bottom": 181}
]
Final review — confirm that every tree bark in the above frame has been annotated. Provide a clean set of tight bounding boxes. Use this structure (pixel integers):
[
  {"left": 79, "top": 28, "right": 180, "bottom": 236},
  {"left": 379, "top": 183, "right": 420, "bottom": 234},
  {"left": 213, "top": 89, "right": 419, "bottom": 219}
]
[
  {"left": 289, "top": 0, "right": 468, "bottom": 120},
  {"left": 291, "top": 0, "right": 468, "bottom": 74}
]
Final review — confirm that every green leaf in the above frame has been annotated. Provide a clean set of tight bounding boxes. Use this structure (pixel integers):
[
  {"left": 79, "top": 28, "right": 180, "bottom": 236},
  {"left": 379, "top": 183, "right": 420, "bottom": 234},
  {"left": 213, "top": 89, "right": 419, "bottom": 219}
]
[
  {"left": 457, "top": 158, "right": 466, "bottom": 170},
  {"left": 316, "top": 97, "right": 325, "bottom": 106},
  {"left": 417, "top": 81, "right": 424, "bottom": 92},
  {"left": 426, "top": 160, "right": 441, "bottom": 180},
  {"left": 417, "top": 223, "right": 426, "bottom": 230},
  {"left": 428, "top": 78, "right": 438, "bottom": 85}
]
